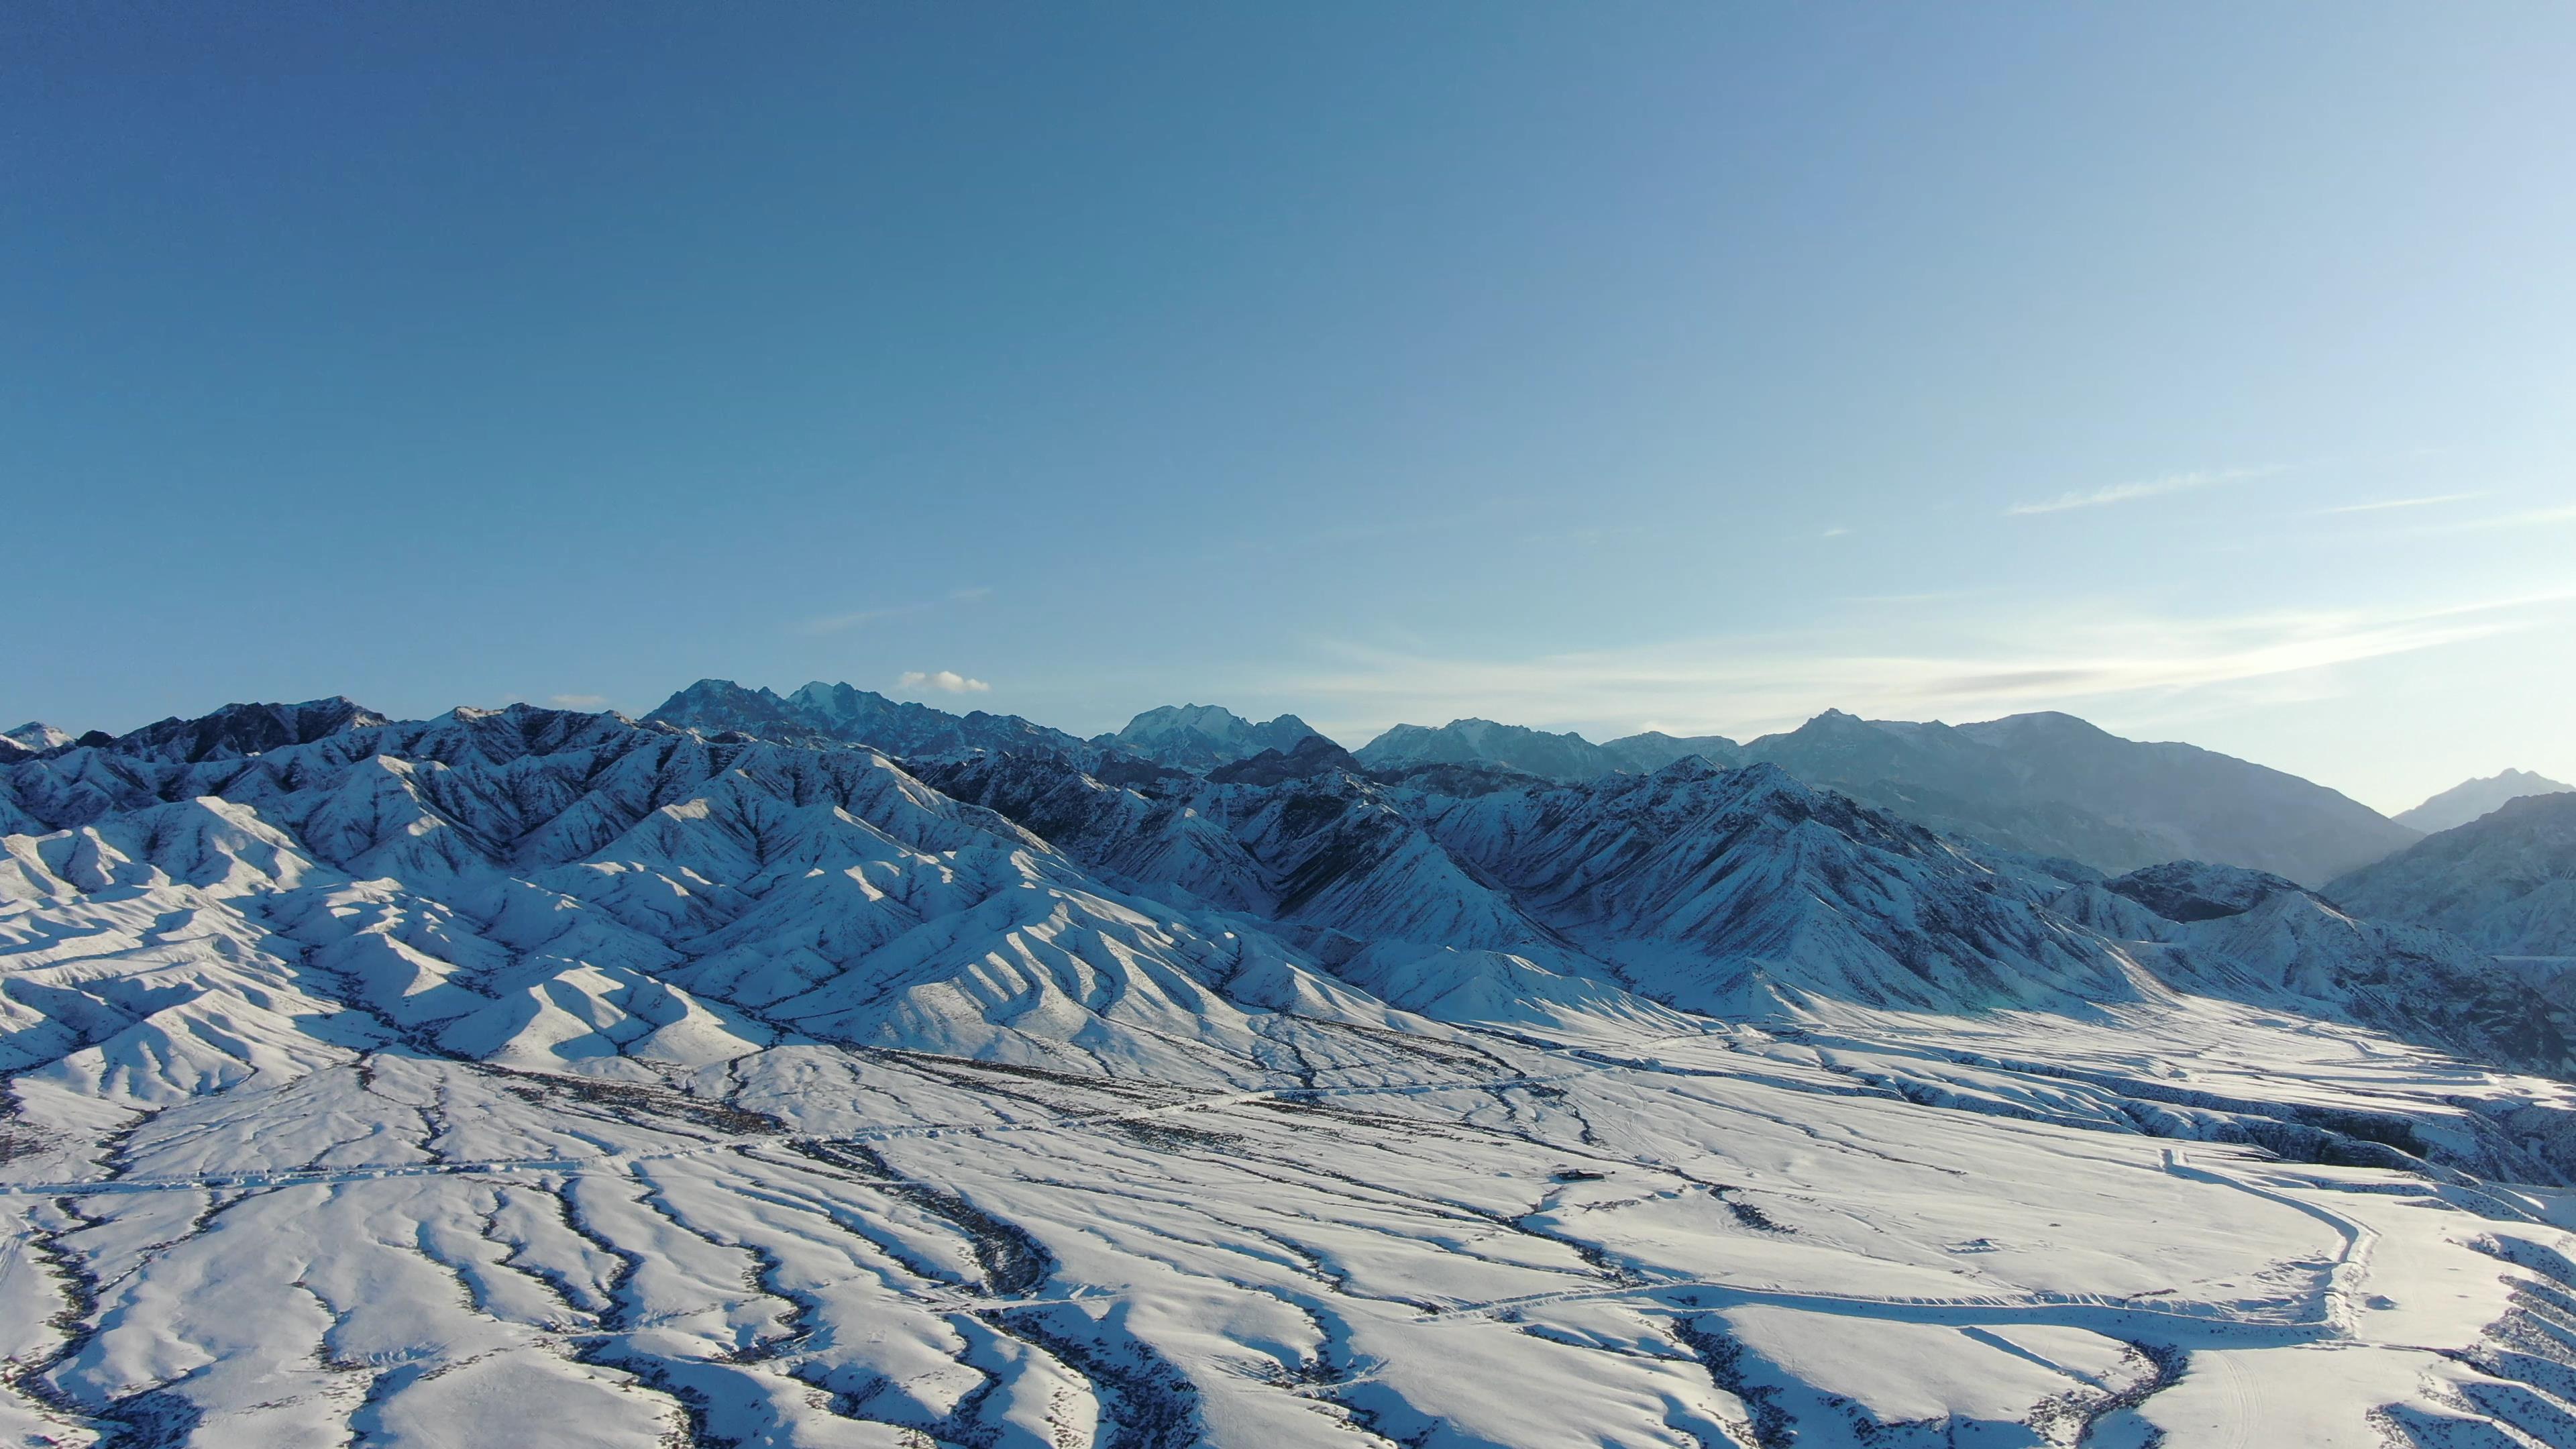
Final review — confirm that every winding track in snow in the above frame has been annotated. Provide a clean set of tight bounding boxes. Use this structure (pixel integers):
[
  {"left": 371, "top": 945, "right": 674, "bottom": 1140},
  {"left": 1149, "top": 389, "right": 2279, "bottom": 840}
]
[
  {"left": 0, "top": 1051, "right": 1645, "bottom": 1199},
  {"left": 0, "top": 1040, "right": 2406, "bottom": 1432}
]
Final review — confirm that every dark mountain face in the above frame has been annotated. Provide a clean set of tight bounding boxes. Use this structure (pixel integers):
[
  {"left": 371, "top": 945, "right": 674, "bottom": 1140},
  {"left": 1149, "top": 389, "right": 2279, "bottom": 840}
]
[
  {"left": 1098, "top": 704, "right": 1328, "bottom": 771},
  {"left": 1206, "top": 733, "right": 1364, "bottom": 786},
  {"left": 1355, "top": 718, "right": 1615, "bottom": 782},
  {"left": 643, "top": 680, "right": 822, "bottom": 742},
  {"left": 642, "top": 678, "right": 1092, "bottom": 761},
  {"left": 103, "top": 697, "right": 392, "bottom": 764},
  {"left": 2106, "top": 860, "right": 2318, "bottom": 922}
]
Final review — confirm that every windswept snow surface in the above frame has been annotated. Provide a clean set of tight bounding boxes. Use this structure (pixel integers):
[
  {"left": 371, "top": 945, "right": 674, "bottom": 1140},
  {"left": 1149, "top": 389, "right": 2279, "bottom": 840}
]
[{"left": 5, "top": 706, "right": 2576, "bottom": 1446}]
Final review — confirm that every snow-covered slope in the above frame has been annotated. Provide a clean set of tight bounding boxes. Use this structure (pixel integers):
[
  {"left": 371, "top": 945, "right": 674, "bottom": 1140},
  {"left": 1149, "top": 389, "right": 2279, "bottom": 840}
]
[
  {"left": 1419, "top": 760, "right": 2135, "bottom": 1017},
  {"left": 925, "top": 749, "right": 2571, "bottom": 1077},
  {"left": 3, "top": 722, "right": 74, "bottom": 756},
  {"left": 8, "top": 692, "right": 2576, "bottom": 1447},
  {"left": 2399, "top": 767, "right": 2576, "bottom": 835},
  {"left": 2330, "top": 792, "right": 2576, "bottom": 959},
  {"left": 1096, "top": 703, "right": 1327, "bottom": 771}
]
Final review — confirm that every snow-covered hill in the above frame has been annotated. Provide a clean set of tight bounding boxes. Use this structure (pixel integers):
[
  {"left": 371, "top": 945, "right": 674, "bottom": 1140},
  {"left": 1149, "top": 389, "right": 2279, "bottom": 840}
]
[
  {"left": 6, "top": 694, "right": 2575, "bottom": 1446},
  {"left": 2398, "top": 767, "right": 2576, "bottom": 835},
  {"left": 2330, "top": 792, "right": 2576, "bottom": 959}
]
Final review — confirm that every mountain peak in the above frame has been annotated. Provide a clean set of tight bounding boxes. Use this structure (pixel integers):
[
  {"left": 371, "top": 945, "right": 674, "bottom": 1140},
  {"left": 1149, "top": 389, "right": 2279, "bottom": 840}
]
[
  {"left": 1354, "top": 718, "right": 1614, "bottom": 783},
  {"left": 2394, "top": 767, "right": 2576, "bottom": 835},
  {"left": 99, "top": 697, "right": 391, "bottom": 764},
  {"left": 644, "top": 678, "right": 1089, "bottom": 761},
  {"left": 3, "top": 721, "right": 74, "bottom": 755},
  {"left": 1102, "top": 702, "right": 1326, "bottom": 771}
]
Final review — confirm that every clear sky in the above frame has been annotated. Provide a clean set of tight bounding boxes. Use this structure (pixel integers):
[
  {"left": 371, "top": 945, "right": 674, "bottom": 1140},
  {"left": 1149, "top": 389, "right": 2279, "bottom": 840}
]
[{"left": 7, "top": 4, "right": 2573, "bottom": 812}]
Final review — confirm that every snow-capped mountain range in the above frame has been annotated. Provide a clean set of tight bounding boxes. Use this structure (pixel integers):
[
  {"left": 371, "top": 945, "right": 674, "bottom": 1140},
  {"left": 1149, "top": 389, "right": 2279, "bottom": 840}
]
[{"left": 5, "top": 686, "right": 2576, "bottom": 1444}]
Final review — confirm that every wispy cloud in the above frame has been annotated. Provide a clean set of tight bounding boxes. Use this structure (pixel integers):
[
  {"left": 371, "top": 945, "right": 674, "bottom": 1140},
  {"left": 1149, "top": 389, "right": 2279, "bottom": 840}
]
[
  {"left": 548, "top": 693, "right": 609, "bottom": 708},
  {"left": 2005, "top": 465, "right": 2284, "bottom": 517},
  {"left": 798, "top": 584, "right": 995, "bottom": 635},
  {"left": 2420, "top": 501, "right": 2576, "bottom": 533},
  {"left": 1287, "top": 586, "right": 2576, "bottom": 743},
  {"left": 898, "top": 669, "right": 991, "bottom": 695},
  {"left": 2319, "top": 492, "right": 2483, "bottom": 515},
  {"left": 1820, "top": 527, "right": 1851, "bottom": 539},
  {"left": 797, "top": 603, "right": 929, "bottom": 636}
]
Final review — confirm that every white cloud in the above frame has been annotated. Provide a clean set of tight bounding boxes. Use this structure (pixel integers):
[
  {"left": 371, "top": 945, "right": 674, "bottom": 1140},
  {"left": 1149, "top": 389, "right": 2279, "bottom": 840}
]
[
  {"left": 2319, "top": 492, "right": 2483, "bottom": 515},
  {"left": 1285, "top": 587, "right": 2576, "bottom": 744},
  {"left": 2422, "top": 501, "right": 2576, "bottom": 533},
  {"left": 796, "top": 603, "right": 929, "bottom": 636},
  {"left": 549, "top": 693, "right": 609, "bottom": 708},
  {"left": 898, "top": 669, "right": 991, "bottom": 695},
  {"left": 799, "top": 586, "right": 995, "bottom": 635},
  {"left": 1821, "top": 527, "right": 1851, "bottom": 538},
  {"left": 2004, "top": 465, "right": 2283, "bottom": 517}
]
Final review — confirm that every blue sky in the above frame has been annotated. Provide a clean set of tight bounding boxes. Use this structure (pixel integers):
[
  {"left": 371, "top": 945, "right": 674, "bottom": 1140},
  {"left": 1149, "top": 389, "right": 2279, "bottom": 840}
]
[{"left": 7, "top": 4, "right": 2572, "bottom": 812}]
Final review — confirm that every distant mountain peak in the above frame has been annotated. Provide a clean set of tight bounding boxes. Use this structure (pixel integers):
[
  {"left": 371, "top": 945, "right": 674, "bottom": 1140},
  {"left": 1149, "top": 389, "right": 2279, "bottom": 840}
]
[
  {"left": 1356, "top": 718, "right": 1616, "bottom": 783},
  {"left": 2395, "top": 767, "right": 2576, "bottom": 835},
  {"left": 5, "top": 721, "right": 74, "bottom": 753},
  {"left": 1102, "top": 702, "right": 1327, "bottom": 772},
  {"left": 643, "top": 678, "right": 1090, "bottom": 762}
]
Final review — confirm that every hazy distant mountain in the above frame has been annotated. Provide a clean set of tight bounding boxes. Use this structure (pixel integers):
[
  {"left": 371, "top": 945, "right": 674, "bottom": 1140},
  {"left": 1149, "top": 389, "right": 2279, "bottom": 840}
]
[
  {"left": 1597, "top": 730, "right": 1745, "bottom": 773},
  {"left": 2395, "top": 767, "right": 2576, "bottom": 834},
  {"left": 644, "top": 678, "right": 1091, "bottom": 760},
  {"left": 2328, "top": 792, "right": 2576, "bottom": 957},
  {"left": 1356, "top": 719, "right": 1746, "bottom": 783},
  {"left": 1735, "top": 709, "right": 2419, "bottom": 887},
  {"left": 1356, "top": 718, "right": 1619, "bottom": 782},
  {"left": 1350, "top": 708, "right": 2412, "bottom": 885},
  {"left": 1097, "top": 703, "right": 1326, "bottom": 771}
]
